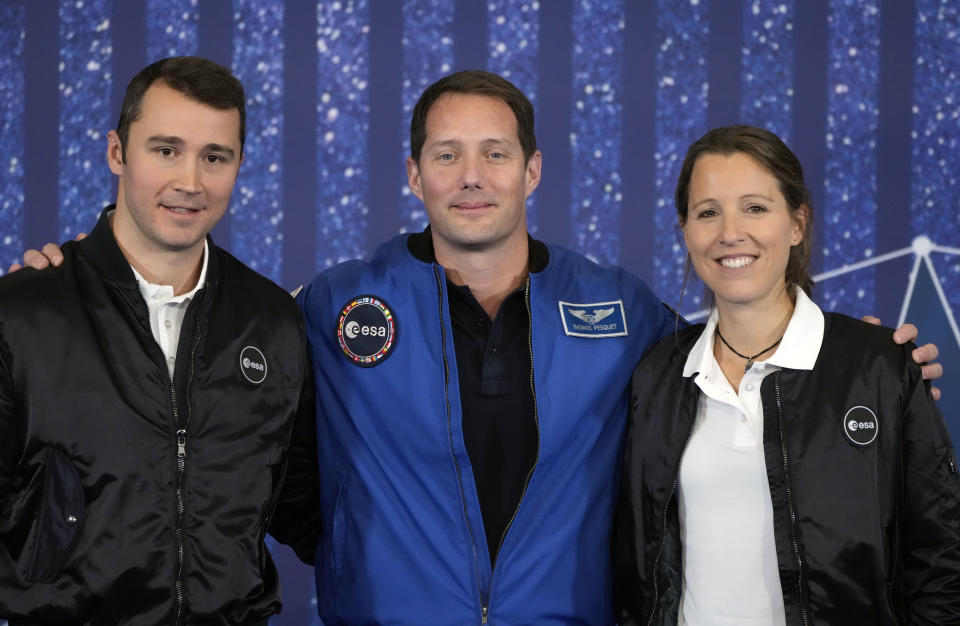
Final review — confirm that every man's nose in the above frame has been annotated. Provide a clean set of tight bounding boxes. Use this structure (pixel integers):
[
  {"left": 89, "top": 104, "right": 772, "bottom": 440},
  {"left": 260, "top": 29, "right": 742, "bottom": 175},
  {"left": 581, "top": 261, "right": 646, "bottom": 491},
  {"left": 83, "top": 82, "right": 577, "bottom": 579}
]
[
  {"left": 459, "top": 154, "right": 484, "bottom": 189},
  {"left": 173, "top": 159, "right": 202, "bottom": 193}
]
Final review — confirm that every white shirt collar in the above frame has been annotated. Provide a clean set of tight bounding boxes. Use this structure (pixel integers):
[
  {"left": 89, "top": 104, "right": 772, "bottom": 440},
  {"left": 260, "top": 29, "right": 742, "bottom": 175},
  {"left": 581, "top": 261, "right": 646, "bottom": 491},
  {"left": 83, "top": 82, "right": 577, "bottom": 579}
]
[
  {"left": 130, "top": 240, "right": 210, "bottom": 304},
  {"left": 682, "top": 287, "right": 824, "bottom": 378}
]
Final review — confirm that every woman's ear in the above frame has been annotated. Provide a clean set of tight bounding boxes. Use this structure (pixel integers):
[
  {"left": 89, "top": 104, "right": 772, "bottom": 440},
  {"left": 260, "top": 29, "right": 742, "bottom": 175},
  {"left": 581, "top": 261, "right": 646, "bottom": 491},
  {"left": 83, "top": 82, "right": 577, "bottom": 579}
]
[{"left": 792, "top": 204, "right": 809, "bottom": 245}]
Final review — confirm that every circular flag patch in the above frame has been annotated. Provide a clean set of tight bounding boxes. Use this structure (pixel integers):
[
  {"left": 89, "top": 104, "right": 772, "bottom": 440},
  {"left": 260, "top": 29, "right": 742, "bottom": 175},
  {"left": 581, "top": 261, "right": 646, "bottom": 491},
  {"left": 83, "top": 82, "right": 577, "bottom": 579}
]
[
  {"left": 336, "top": 295, "right": 398, "bottom": 367},
  {"left": 843, "top": 405, "right": 879, "bottom": 446}
]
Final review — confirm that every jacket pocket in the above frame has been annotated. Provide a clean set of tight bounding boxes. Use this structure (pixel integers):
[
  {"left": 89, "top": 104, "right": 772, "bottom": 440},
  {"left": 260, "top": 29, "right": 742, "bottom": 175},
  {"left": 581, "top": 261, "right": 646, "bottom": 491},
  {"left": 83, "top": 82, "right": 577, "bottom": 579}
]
[
  {"left": 261, "top": 458, "right": 289, "bottom": 533},
  {"left": 258, "top": 458, "right": 288, "bottom": 573},
  {"left": 937, "top": 446, "right": 960, "bottom": 521},
  {"left": 20, "top": 447, "right": 85, "bottom": 583}
]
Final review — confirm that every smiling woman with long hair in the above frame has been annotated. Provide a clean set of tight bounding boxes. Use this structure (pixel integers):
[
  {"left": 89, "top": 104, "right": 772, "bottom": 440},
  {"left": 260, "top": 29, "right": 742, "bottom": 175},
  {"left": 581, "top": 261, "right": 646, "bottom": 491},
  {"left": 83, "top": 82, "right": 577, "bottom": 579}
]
[{"left": 614, "top": 125, "right": 960, "bottom": 625}]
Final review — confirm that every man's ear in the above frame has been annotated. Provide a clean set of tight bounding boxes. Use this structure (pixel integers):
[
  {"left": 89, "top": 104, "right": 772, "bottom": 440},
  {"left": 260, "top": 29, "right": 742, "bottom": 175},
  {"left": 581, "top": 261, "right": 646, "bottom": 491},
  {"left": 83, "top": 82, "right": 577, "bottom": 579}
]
[
  {"left": 525, "top": 150, "right": 542, "bottom": 197},
  {"left": 106, "top": 130, "right": 124, "bottom": 175},
  {"left": 406, "top": 156, "right": 424, "bottom": 201}
]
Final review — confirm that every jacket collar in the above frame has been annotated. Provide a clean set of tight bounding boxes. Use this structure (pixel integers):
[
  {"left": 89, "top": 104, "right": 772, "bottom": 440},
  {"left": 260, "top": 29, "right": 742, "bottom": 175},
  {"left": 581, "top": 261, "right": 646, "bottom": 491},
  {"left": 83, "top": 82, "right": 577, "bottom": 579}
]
[
  {"left": 406, "top": 226, "right": 550, "bottom": 273},
  {"left": 130, "top": 239, "right": 209, "bottom": 302},
  {"left": 765, "top": 288, "right": 823, "bottom": 370},
  {"left": 682, "top": 287, "right": 824, "bottom": 378},
  {"left": 78, "top": 205, "right": 220, "bottom": 290}
]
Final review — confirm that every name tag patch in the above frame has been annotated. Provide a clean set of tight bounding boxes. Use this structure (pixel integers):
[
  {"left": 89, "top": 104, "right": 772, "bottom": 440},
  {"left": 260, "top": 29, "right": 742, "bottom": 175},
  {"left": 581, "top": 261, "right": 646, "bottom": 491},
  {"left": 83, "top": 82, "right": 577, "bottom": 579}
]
[{"left": 558, "top": 300, "right": 628, "bottom": 338}]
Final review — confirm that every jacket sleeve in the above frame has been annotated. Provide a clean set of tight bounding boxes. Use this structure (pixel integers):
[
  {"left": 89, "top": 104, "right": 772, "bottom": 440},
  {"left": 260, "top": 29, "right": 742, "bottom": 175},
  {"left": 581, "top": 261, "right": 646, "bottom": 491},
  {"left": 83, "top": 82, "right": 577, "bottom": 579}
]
[
  {"left": 900, "top": 352, "right": 960, "bottom": 623},
  {"left": 267, "top": 353, "right": 322, "bottom": 565}
]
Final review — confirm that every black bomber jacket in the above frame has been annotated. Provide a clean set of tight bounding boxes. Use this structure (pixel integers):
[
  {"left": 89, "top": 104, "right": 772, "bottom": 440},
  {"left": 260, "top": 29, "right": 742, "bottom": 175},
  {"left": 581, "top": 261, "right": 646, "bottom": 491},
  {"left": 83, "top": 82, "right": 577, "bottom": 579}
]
[
  {"left": 0, "top": 208, "right": 317, "bottom": 624},
  {"left": 615, "top": 313, "right": 960, "bottom": 625}
]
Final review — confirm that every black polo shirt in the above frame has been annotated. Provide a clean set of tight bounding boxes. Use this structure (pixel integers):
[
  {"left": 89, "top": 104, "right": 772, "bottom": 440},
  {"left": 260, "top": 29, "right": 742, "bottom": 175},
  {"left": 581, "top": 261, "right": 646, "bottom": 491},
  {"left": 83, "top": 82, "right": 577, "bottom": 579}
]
[{"left": 408, "top": 230, "right": 548, "bottom": 566}]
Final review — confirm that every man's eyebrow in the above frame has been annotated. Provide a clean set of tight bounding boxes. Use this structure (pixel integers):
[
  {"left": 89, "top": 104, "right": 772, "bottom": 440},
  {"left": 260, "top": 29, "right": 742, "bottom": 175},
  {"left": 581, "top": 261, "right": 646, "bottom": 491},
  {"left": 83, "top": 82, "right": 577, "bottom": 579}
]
[
  {"left": 425, "top": 139, "right": 462, "bottom": 150},
  {"left": 145, "top": 136, "right": 236, "bottom": 158},
  {"left": 146, "top": 135, "right": 185, "bottom": 146},
  {"left": 426, "top": 137, "right": 513, "bottom": 149},
  {"left": 204, "top": 143, "right": 237, "bottom": 158}
]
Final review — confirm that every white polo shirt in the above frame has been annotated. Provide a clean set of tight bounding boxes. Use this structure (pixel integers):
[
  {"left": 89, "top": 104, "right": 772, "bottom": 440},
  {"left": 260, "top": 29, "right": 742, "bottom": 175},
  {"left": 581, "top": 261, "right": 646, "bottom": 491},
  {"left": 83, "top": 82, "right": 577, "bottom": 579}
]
[
  {"left": 130, "top": 242, "right": 209, "bottom": 378},
  {"left": 677, "top": 289, "right": 823, "bottom": 625}
]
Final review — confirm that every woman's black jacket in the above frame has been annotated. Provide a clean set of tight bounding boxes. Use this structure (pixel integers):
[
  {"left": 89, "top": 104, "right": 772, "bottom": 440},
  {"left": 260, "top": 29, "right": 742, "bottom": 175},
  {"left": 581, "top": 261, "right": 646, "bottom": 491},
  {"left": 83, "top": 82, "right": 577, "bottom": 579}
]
[{"left": 615, "top": 313, "right": 960, "bottom": 625}]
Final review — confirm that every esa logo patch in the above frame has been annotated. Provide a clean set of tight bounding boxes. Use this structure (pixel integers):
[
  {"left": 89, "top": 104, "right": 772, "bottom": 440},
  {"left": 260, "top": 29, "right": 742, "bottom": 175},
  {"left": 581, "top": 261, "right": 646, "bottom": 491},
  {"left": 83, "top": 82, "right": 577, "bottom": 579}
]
[
  {"left": 336, "top": 295, "right": 398, "bottom": 367},
  {"left": 558, "top": 300, "right": 628, "bottom": 338},
  {"left": 240, "top": 345, "right": 268, "bottom": 384},
  {"left": 843, "top": 405, "right": 879, "bottom": 446}
]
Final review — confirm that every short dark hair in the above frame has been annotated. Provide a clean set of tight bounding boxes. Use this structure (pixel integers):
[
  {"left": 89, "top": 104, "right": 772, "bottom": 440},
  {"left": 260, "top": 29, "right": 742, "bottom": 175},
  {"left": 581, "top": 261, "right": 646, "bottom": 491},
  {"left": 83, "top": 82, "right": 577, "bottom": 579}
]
[
  {"left": 116, "top": 56, "right": 245, "bottom": 162},
  {"left": 675, "top": 125, "right": 815, "bottom": 296},
  {"left": 409, "top": 70, "right": 537, "bottom": 164}
]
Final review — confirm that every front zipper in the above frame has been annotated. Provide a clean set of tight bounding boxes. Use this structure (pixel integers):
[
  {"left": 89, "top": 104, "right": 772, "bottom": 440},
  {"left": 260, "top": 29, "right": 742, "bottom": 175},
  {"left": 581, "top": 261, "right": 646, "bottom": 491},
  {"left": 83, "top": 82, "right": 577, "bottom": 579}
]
[
  {"left": 131, "top": 285, "right": 189, "bottom": 625},
  {"left": 646, "top": 407, "right": 696, "bottom": 626},
  {"left": 484, "top": 277, "right": 541, "bottom": 622},
  {"left": 169, "top": 375, "right": 185, "bottom": 625},
  {"left": 172, "top": 294, "right": 204, "bottom": 625},
  {"left": 432, "top": 267, "right": 485, "bottom": 623},
  {"left": 773, "top": 371, "right": 809, "bottom": 626}
]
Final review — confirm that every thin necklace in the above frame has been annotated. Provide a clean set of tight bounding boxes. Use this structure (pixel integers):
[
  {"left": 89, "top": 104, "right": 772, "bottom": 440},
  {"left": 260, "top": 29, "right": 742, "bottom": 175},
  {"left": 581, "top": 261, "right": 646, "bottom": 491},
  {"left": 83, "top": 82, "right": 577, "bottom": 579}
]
[{"left": 715, "top": 328, "right": 783, "bottom": 373}]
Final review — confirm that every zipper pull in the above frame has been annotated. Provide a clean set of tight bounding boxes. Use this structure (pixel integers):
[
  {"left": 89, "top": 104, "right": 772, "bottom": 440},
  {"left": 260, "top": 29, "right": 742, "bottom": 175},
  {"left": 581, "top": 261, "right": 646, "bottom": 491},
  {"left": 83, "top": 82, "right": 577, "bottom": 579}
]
[
  {"left": 176, "top": 429, "right": 187, "bottom": 457},
  {"left": 481, "top": 605, "right": 488, "bottom": 624}
]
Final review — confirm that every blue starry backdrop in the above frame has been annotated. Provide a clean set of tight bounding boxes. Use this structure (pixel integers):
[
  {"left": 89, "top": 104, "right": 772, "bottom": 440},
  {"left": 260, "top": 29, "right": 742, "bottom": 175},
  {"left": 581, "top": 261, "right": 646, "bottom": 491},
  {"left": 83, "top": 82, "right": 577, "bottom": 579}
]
[{"left": 1, "top": 0, "right": 958, "bottom": 622}]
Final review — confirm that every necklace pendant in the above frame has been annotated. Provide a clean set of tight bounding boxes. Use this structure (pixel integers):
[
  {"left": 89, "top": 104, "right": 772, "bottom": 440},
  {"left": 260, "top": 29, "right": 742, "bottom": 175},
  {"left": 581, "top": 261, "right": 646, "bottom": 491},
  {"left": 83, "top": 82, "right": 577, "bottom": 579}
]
[{"left": 744, "top": 359, "right": 754, "bottom": 373}]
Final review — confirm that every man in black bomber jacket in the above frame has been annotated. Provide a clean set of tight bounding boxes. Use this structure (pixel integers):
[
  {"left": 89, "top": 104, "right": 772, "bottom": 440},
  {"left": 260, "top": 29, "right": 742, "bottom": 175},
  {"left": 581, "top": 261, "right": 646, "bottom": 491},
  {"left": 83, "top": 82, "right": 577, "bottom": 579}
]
[{"left": 0, "top": 57, "right": 318, "bottom": 624}]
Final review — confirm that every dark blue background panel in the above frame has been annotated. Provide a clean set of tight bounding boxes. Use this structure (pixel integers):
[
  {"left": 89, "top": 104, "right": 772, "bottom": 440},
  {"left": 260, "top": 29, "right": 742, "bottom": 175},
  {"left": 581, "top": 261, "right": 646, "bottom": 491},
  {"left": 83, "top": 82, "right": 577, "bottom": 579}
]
[{"left": 1, "top": 2, "right": 958, "bottom": 624}]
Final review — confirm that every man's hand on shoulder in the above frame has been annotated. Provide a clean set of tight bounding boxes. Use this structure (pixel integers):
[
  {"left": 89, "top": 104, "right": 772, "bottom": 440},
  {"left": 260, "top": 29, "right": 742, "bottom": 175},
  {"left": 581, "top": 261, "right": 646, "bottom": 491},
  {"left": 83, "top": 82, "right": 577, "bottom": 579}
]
[
  {"left": 6, "top": 234, "right": 86, "bottom": 274},
  {"left": 862, "top": 315, "right": 943, "bottom": 400}
]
